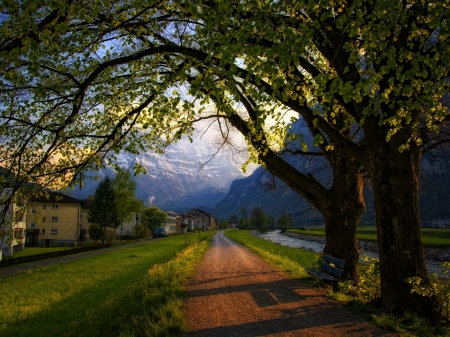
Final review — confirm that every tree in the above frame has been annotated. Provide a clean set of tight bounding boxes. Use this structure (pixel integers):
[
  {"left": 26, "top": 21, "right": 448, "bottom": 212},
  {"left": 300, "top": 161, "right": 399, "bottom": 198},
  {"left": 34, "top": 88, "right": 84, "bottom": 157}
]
[
  {"left": 277, "top": 212, "right": 293, "bottom": 229},
  {"left": 142, "top": 207, "right": 168, "bottom": 234},
  {"left": 88, "top": 224, "right": 103, "bottom": 243},
  {"left": 88, "top": 176, "right": 120, "bottom": 243},
  {"left": 1, "top": 1, "right": 449, "bottom": 316},
  {"left": 249, "top": 207, "right": 268, "bottom": 229},
  {"left": 229, "top": 214, "right": 238, "bottom": 227},
  {"left": 220, "top": 220, "right": 229, "bottom": 230},
  {"left": 132, "top": 224, "right": 150, "bottom": 239},
  {"left": 239, "top": 206, "right": 249, "bottom": 228},
  {"left": 112, "top": 170, "right": 144, "bottom": 241},
  {"left": 267, "top": 215, "right": 275, "bottom": 228}
]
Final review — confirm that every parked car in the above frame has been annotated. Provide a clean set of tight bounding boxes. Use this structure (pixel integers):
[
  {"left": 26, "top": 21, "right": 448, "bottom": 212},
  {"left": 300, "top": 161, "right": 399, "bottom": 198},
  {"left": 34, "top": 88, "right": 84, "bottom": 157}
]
[{"left": 153, "top": 227, "right": 168, "bottom": 238}]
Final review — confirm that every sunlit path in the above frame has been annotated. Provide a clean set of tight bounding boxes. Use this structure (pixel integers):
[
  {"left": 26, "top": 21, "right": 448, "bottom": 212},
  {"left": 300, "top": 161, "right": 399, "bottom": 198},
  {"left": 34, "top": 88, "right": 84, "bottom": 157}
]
[{"left": 183, "top": 231, "right": 398, "bottom": 337}]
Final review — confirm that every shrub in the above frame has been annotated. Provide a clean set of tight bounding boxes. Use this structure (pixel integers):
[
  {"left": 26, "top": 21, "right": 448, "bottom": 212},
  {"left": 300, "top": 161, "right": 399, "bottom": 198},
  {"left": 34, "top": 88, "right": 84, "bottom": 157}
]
[
  {"left": 407, "top": 262, "right": 450, "bottom": 323},
  {"left": 339, "top": 251, "right": 381, "bottom": 302}
]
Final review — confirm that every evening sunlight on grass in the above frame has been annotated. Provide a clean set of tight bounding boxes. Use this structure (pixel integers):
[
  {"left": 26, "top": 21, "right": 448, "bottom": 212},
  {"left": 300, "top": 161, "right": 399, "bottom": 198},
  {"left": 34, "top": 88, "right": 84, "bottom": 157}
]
[{"left": 0, "top": 233, "right": 213, "bottom": 337}]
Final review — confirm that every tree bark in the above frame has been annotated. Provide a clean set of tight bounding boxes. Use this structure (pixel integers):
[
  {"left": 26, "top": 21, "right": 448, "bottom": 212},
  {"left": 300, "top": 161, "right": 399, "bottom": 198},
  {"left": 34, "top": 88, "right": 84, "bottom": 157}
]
[
  {"left": 364, "top": 132, "right": 431, "bottom": 315},
  {"left": 323, "top": 149, "right": 365, "bottom": 282},
  {"left": 261, "top": 149, "right": 364, "bottom": 282}
]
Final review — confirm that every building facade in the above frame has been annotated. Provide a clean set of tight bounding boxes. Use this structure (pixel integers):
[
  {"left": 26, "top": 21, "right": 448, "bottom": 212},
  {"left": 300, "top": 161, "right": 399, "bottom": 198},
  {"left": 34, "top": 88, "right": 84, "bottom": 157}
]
[
  {"left": 181, "top": 209, "right": 219, "bottom": 231},
  {"left": 27, "top": 191, "right": 82, "bottom": 245},
  {"left": 1, "top": 201, "right": 26, "bottom": 258}
]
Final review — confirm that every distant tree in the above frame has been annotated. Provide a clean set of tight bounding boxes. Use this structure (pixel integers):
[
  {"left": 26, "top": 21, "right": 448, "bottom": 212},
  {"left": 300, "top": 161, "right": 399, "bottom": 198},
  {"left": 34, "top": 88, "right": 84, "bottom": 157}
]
[
  {"left": 88, "top": 224, "right": 103, "bottom": 243},
  {"left": 229, "top": 214, "right": 238, "bottom": 227},
  {"left": 249, "top": 207, "right": 268, "bottom": 229},
  {"left": 88, "top": 176, "right": 120, "bottom": 243},
  {"left": 277, "top": 212, "right": 293, "bottom": 229},
  {"left": 240, "top": 206, "right": 248, "bottom": 227},
  {"left": 267, "top": 215, "right": 275, "bottom": 228},
  {"left": 142, "top": 206, "right": 167, "bottom": 234},
  {"left": 132, "top": 224, "right": 150, "bottom": 239},
  {"left": 112, "top": 170, "right": 144, "bottom": 241},
  {"left": 239, "top": 217, "right": 248, "bottom": 228},
  {"left": 220, "top": 220, "right": 229, "bottom": 230}
]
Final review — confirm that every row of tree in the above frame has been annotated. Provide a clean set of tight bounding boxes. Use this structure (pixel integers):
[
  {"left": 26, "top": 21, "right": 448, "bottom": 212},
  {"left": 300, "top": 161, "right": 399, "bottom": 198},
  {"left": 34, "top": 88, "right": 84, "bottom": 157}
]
[
  {"left": 1, "top": 1, "right": 449, "bottom": 319},
  {"left": 229, "top": 207, "right": 293, "bottom": 229},
  {"left": 87, "top": 172, "right": 167, "bottom": 243}
]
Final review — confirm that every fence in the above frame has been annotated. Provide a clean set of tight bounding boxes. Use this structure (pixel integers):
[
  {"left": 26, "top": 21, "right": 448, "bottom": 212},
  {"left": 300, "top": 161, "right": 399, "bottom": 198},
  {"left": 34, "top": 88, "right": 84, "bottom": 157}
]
[{"left": 0, "top": 244, "right": 111, "bottom": 269}]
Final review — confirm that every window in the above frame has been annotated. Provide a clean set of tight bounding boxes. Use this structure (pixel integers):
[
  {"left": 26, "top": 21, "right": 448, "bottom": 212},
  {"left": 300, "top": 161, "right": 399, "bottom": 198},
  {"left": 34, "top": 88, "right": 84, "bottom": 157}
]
[
  {"left": 42, "top": 204, "right": 47, "bottom": 209},
  {"left": 31, "top": 208, "right": 37, "bottom": 213},
  {"left": 30, "top": 223, "right": 36, "bottom": 228},
  {"left": 80, "top": 224, "right": 83, "bottom": 228},
  {"left": 51, "top": 229, "right": 58, "bottom": 234},
  {"left": 51, "top": 204, "right": 58, "bottom": 209},
  {"left": 51, "top": 216, "right": 58, "bottom": 222},
  {"left": 80, "top": 214, "right": 83, "bottom": 219},
  {"left": 42, "top": 216, "right": 46, "bottom": 222},
  {"left": 135, "top": 214, "right": 139, "bottom": 224},
  {"left": 41, "top": 229, "right": 45, "bottom": 234}
]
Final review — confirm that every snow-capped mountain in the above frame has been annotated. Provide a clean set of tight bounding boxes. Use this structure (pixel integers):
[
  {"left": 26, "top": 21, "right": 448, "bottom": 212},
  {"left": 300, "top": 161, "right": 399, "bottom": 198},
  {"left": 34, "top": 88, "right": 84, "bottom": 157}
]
[{"left": 68, "top": 135, "right": 254, "bottom": 212}]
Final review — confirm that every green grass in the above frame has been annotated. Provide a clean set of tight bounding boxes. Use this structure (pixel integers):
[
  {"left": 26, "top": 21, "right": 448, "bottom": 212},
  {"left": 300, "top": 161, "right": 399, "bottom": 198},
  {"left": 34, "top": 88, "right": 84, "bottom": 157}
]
[
  {"left": 11, "top": 246, "right": 69, "bottom": 258},
  {"left": 289, "top": 227, "right": 450, "bottom": 246},
  {"left": 225, "top": 229, "right": 318, "bottom": 280},
  {"left": 0, "top": 233, "right": 213, "bottom": 337},
  {"left": 228, "top": 230, "right": 450, "bottom": 337}
]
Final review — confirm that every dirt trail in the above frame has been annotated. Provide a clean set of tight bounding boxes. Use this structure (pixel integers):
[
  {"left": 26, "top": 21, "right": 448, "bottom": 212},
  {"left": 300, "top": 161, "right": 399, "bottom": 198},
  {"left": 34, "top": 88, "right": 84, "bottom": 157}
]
[{"left": 183, "top": 231, "right": 398, "bottom": 337}]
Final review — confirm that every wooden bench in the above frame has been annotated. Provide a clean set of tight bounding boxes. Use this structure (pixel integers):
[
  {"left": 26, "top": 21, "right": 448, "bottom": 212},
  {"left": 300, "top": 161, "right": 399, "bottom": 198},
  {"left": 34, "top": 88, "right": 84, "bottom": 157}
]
[{"left": 306, "top": 254, "right": 346, "bottom": 290}]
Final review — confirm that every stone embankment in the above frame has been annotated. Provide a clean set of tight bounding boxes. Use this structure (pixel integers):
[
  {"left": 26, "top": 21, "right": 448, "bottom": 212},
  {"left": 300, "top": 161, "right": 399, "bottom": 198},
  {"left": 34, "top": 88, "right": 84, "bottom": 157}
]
[{"left": 284, "top": 232, "right": 450, "bottom": 262}]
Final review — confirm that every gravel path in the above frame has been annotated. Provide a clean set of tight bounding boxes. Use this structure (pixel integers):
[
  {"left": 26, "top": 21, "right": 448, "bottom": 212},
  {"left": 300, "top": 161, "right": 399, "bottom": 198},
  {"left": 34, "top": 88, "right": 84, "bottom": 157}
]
[{"left": 183, "top": 231, "right": 398, "bottom": 337}]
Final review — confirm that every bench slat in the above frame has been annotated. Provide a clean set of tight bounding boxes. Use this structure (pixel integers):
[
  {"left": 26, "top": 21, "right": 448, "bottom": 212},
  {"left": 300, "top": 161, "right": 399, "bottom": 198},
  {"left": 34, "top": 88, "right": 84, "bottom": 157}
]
[
  {"left": 322, "top": 254, "right": 346, "bottom": 269},
  {"left": 306, "top": 268, "right": 338, "bottom": 283},
  {"left": 321, "top": 262, "right": 343, "bottom": 278}
]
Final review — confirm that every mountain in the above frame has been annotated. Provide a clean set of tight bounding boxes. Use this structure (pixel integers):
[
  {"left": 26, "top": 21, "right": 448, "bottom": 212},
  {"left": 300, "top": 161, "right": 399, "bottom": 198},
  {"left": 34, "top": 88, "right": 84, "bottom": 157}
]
[{"left": 67, "top": 135, "right": 252, "bottom": 213}]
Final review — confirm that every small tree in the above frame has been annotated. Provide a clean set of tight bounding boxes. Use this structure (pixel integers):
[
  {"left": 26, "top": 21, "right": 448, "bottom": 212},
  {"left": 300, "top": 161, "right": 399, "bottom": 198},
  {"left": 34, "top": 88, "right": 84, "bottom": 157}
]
[
  {"left": 249, "top": 207, "right": 268, "bottom": 229},
  {"left": 229, "top": 214, "right": 238, "bottom": 227},
  {"left": 220, "top": 220, "right": 229, "bottom": 230},
  {"left": 88, "top": 176, "right": 120, "bottom": 243},
  {"left": 142, "top": 206, "right": 167, "bottom": 234},
  {"left": 112, "top": 170, "right": 144, "bottom": 241},
  {"left": 267, "top": 215, "right": 275, "bottom": 228},
  {"left": 277, "top": 212, "right": 293, "bottom": 228},
  {"left": 132, "top": 224, "right": 150, "bottom": 239},
  {"left": 88, "top": 224, "right": 103, "bottom": 243}
]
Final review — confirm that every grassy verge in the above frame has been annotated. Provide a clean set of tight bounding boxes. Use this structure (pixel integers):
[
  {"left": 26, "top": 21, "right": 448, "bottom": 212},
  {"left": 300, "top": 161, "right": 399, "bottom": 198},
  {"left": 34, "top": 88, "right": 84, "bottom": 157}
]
[
  {"left": 288, "top": 227, "right": 450, "bottom": 246},
  {"left": 227, "top": 230, "right": 450, "bottom": 337},
  {"left": 225, "top": 229, "right": 318, "bottom": 279},
  {"left": 11, "top": 246, "right": 69, "bottom": 257},
  {"left": 0, "top": 233, "right": 213, "bottom": 337}
]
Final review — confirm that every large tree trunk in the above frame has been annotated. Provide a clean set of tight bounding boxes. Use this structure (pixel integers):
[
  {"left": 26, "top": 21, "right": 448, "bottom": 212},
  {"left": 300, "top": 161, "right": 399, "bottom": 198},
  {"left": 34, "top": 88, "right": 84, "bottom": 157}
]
[
  {"left": 365, "top": 133, "right": 432, "bottom": 316},
  {"left": 323, "top": 149, "right": 365, "bottom": 283}
]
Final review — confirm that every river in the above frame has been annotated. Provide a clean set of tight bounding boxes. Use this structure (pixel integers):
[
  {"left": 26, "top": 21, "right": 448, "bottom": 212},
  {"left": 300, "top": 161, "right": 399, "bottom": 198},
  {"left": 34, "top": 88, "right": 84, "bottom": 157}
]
[{"left": 256, "top": 230, "right": 446, "bottom": 277}]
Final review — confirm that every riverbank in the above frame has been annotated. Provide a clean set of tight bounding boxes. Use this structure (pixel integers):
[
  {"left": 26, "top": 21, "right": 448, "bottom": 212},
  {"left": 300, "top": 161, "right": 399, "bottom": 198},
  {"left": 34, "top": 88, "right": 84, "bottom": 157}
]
[{"left": 284, "top": 232, "right": 450, "bottom": 262}]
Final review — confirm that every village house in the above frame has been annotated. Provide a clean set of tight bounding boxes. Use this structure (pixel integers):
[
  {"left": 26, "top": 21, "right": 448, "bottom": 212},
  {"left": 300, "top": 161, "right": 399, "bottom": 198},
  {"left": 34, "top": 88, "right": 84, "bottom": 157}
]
[
  {"left": 0, "top": 201, "right": 26, "bottom": 259},
  {"left": 181, "top": 209, "right": 219, "bottom": 231},
  {"left": 26, "top": 191, "right": 82, "bottom": 246},
  {"left": 116, "top": 211, "right": 142, "bottom": 238}
]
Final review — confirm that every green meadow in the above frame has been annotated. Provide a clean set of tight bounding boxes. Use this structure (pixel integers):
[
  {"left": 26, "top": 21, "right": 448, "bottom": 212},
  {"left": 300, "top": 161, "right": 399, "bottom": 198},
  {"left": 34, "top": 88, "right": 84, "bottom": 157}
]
[
  {"left": 288, "top": 227, "right": 450, "bottom": 246},
  {"left": 0, "top": 233, "right": 213, "bottom": 337}
]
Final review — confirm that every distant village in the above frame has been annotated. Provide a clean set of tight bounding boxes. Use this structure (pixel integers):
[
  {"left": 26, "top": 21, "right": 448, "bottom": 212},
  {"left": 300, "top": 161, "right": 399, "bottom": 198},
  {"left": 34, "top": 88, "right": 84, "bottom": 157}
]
[{"left": 1, "top": 190, "right": 223, "bottom": 258}]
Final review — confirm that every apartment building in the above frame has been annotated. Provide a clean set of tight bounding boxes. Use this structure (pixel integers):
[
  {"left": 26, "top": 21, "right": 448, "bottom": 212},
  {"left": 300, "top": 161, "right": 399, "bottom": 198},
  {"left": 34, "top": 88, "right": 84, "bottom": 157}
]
[
  {"left": 27, "top": 191, "right": 82, "bottom": 245},
  {"left": 181, "top": 209, "right": 219, "bottom": 231}
]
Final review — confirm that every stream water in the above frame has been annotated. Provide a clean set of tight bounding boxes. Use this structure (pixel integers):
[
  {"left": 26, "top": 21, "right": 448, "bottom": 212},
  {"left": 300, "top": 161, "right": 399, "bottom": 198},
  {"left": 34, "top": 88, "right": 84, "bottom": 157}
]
[{"left": 256, "top": 230, "right": 446, "bottom": 277}]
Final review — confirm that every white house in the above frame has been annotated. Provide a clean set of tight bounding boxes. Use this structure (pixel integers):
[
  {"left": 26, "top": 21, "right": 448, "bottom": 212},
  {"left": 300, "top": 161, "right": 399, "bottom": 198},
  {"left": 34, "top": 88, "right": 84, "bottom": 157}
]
[{"left": 1, "top": 201, "right": 26, "bottom": 259}]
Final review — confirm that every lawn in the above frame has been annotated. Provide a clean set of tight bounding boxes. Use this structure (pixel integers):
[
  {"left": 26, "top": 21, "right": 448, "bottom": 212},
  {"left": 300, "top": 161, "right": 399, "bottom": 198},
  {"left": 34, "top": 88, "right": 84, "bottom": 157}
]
[
  {"left": 0, "top": 233, "right": 213, "bottom": 337},
  {"left": 225, "top": 229, "right": 318, "bottom": 279},
  {"left": 11, "top": 246, "right": 69, "bottom": 258},
  {"left": 288, "top": 227, "right": 450, "bottom": 246}
]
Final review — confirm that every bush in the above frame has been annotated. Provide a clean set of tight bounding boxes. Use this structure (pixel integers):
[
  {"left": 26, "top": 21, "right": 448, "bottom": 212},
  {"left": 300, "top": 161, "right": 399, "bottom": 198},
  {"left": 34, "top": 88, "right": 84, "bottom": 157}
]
[
  {"left": 339, "top": 251, "right": 381, "bottom": 302},
  {"left": 407, "top": 262, "right": 450, "bottom": 323}
]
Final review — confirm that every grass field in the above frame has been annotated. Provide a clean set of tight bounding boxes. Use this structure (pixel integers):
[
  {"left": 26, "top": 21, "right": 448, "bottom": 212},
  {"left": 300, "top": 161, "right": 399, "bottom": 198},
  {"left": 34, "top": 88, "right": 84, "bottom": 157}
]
[
  {"left": 288, "top": 227, "right": 450, "bottom": 246},
  {"left": 225, "top": 229, "right": 318, "bottom": 280},
  {"left": 0, "top": 233, "right": 213, "bottom": 337},
  {"left": 10, "top": 246, "right": 72, "bottom": 258}
]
